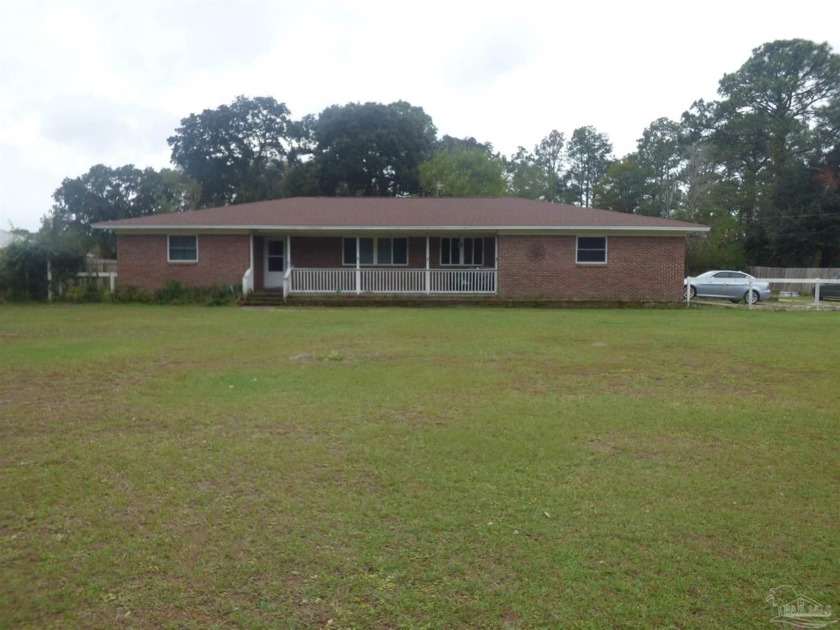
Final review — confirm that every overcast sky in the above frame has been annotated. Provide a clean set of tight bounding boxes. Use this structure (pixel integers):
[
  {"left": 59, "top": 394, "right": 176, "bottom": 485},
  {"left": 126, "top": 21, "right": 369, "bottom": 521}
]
[{"left": 2, "top": 1, "right": 839, "bottom": 232}]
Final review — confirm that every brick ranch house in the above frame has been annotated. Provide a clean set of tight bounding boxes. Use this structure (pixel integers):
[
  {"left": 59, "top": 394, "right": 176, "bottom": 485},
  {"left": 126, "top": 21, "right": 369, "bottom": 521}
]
[{"left": 93, "top": 197, "right": 709, "bottom": 303}]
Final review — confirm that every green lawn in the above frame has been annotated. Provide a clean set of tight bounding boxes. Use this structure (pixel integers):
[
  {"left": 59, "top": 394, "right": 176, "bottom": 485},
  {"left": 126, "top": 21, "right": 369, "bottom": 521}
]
[{"left": 1, "top": 305, "right": 838, "bottom": 628}]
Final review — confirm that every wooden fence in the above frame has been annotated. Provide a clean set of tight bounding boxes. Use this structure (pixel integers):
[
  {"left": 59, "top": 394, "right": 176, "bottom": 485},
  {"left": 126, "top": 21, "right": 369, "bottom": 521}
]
[
  {"left": 85, "top": 258, "right": 118, "bottom": 274},
  {"left": 72, "top": 258, "right": 118, "bottom": 295},
  {"left": 749, "top": 267, "right": 840, "bottom": 294}
]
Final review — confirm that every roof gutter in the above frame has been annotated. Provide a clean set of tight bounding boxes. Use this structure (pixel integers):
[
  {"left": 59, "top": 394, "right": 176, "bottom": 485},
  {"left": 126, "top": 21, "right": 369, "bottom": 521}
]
[{"left": 94, "top": 224, "right": 710, "bottom": 234}]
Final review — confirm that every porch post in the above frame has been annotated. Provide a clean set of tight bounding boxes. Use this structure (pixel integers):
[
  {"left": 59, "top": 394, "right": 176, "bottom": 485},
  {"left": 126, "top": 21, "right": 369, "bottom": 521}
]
[
  {"left": 47, "top": 260, "right": 53, "bottom": 302},
  {"left": 355, "top": 237, "right": 361, "bottom": 295},
  {"left": 494, "top": 235, "right": 499, "bottom": 295},
  {"left": 286, "top": 234, "right": 291, "bottom": 294},
  {"left": 246, "top": 233, "right": 255, "bottom": 295},
  {"left": 425, "top": 237, "right": 430, "bottom": 294}
]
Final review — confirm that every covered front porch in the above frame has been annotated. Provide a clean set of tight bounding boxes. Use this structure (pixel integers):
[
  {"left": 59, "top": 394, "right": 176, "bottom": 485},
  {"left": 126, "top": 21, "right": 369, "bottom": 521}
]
[{"left": 242, "top": 234, "right": 498, "bottom": 298}]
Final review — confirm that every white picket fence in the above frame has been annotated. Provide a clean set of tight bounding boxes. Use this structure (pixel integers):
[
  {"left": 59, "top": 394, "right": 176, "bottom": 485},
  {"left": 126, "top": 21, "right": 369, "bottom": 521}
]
[
  {"left": 685, "top": 276, "right": 840, "bottom": 310},
  {"left": 749, "top": 267, "right": 840, "bottom": 294}
]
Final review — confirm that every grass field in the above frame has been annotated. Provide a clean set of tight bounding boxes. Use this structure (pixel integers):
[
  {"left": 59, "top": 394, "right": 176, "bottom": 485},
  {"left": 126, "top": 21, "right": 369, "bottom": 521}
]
[{"left": 1, "top": 304, "right": 838, "bottom": 628}]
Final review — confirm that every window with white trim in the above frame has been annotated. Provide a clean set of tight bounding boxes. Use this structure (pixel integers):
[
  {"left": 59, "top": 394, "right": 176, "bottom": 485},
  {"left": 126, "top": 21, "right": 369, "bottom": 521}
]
[
  {"left": 168, "top": 235, "right": 198, "bottom": 262},
  {"left": 576, "top": 236, "right": 607, "bottom": 264},
  {"left": 343, "top": 237, "right": 408, "bottom": 265},
  {"left": 441, "top": 237, "right": 484, "bottom": 266}
]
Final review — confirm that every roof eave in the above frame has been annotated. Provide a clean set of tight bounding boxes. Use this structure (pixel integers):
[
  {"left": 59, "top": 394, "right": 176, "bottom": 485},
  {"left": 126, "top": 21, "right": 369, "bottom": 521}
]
[{"left": 95, "top": 224, "right": 710, "bottom": 235}]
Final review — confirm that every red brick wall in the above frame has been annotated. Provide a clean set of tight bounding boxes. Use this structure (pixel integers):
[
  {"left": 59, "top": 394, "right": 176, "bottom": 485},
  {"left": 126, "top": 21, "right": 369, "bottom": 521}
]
[
  {"left": 117, "top": 234, "right": 250, "bottom": 291},
  {"left": 288, "top": 237, "right": 340, "bottom": 267},
  {"left": 409, "top": 237, "right": 426, "bottom": 268},
  {"left": 497, "top": 235, "right": 685, "bottom": 302}
]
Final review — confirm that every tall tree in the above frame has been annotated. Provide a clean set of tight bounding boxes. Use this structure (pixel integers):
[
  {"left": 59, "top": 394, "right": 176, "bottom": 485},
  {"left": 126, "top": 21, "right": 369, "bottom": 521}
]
[
  {"left": 717, "top": 39, "right": 840, "bottom": 173},
  {"left": 687, "top": 39, "right": 840, "bottom": 265},
  {"left": 437, "top": 135, "right": 495, "bottom": 154},
  {"left": 635, "top": 118, "right": 683, "bottom": 217},
  {"left": 811, "top": 144, "right": 840, "bottom": 266},
  {"left": 314, "top": 101, "right": 437, "bottom": 197},
  {"left": 281, "top": 161, "right": 323, "bottom": 197},
  {"left": 168, "top": 95, "right": 295, "bottom": 206},
  {"left": 564, "top": 126, "right": 613, "bottom": 206},
  {"left": 533, "top": 130, "right": 566, "bottom": 201},
  {"left": 46, "top": 164, "right": 197, "bottom": 257},
  {"left": 419, "top": 147, "right": 506, "bottom": 197},
  {"left": 505, "top": 130, "right": 566, "bottom": 201},
  {"left": 594, "top": 155, "right": 647, "bottom": 214},
  {"left": 505, "top": 147, "right": 548, "bottom": 199},
  {"left": 673, "top": 140, "right": 749, "bottom": 272},
  {"left": 747, "top": 149, "right": 840, "bottom": 266},
  {"left": 678, "top": 141, "right": 721, "bottom": 222}
]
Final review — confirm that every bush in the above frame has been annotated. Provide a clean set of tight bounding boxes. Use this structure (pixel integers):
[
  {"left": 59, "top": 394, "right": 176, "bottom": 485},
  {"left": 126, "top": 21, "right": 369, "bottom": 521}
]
[
  {"left": 205, "top": 284, "right": 240, "bottom": 306},
  {"left": 60, "top": 279, "right": 108, "bottom": 303},
  {"left": 148, "top": 280, "right": 238, "bottom": 306},
  {"left": 113, "top": 285, "right": 152, "bottom": 304},
  {"left": 0, "top": 240, "right": 49, "bottom": 300},
  {"left": 153, "top": 280, "right": 189, "bottom": 304},
  {"left": 94, "top": 281, "right": 240, "bottom": 306},
  {"left": 0, "top": 237, "right": 86, "bottom": 301}
]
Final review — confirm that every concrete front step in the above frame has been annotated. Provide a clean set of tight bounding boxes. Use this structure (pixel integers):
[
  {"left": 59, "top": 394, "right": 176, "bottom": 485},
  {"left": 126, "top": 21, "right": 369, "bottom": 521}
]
[{"left": 243, "top": 294, "right": 286, "bottom": 306}]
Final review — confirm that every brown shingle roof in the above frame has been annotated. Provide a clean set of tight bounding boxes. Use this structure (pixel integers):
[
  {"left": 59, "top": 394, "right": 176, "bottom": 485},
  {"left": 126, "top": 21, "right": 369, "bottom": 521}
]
[{"left": 93, "top": 197, "right": 709, "bottom": 233}]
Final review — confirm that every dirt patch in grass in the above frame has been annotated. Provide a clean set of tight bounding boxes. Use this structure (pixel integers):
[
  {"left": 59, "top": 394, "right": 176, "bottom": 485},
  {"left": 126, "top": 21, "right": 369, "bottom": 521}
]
[{"left": 586, "top": 440, "right": 620, "bottom": 456}]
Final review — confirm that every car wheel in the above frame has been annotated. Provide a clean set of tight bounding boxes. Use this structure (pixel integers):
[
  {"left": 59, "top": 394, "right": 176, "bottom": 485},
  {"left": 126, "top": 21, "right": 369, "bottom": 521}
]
[
  {"left": 745, "top": 289, "right": 760, "bottom": 304},
  {"left": 683, "top": 285, "right": 697, "bottom": 299}
]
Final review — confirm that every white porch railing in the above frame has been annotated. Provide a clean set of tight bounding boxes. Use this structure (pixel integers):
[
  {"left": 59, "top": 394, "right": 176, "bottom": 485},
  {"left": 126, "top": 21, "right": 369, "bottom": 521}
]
[
  {"left": 242, "top": 267, "right": 254, "bottom": 295},
  {"left": 292, "top": 268, "right": 357, "bottom": 294},
  {"left": 428, "top": 269, "right": 496, "bottom": 294},
  {"left": 288, "top": 268, "right": 497, "bottom": 295}
]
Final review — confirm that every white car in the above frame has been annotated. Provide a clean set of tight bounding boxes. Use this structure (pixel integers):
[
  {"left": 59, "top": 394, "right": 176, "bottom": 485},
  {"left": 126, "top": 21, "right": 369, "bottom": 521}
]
[{"left": 684, "top": 271, "right": 772, "bottom": 304}]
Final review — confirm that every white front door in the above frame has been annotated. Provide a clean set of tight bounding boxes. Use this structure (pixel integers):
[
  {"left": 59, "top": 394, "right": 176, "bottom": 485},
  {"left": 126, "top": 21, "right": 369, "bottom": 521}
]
[{"left": 264, "top": 239, "right": 285, "bottom": 288}]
